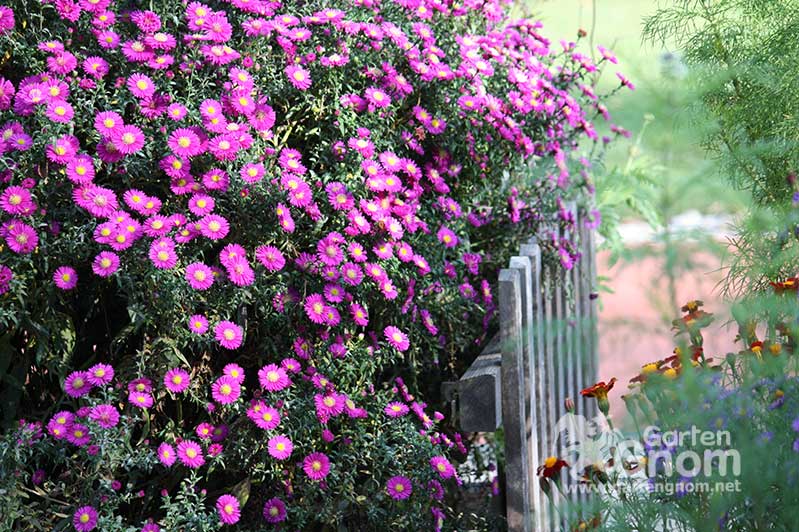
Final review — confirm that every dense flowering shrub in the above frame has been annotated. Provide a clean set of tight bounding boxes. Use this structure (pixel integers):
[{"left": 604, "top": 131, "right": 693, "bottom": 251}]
[{"left": 0, "top": 0, "right": 626, "bottom": 528}]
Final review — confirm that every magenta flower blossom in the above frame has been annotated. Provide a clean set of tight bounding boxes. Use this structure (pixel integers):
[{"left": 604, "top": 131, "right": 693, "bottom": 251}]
[
  {"left": 384, "top": 402, "right": 409, "bottom": 418},
  {"left": 158, "top": 442, "right": 176, "bottom": 466},
  {"left": 258, "top": 364, "right": 290, "bottom": 392},
  {"left": 384, "top": 326, "right": 410, "bottom": 352},
  {"left": 365, "top": 87, "right": 391, "bottom": 109},
  {"left": 5, "top": 220, "right": 38, "bottom": 254},
  {"left": 168, "top": 128, "right": 203, "bottom": 158},
  {"left": 437, "top": 225, "right": 459, "bottom": 248},
  {"left": 267, "top": 435, "right": 293, "bottom": 460},
  {"left": 303, "top": 293, "right": 327, "bottom": 324},
  {"left": 53, "top": 266, "right": 78, "bottom": 290},
  {"left": 255, "top": 245, "right": 285, "bottom": 271},
  {"left": 89, "top": 404, "right": 119, "bottom": 429},
  {"left": 263, "top": 498, "right": 287, "bottom": 523},
  {"left": 66, "top": 423, "right": 91, "bottom": 446},
  {"left": 188, "top": 314, "right": 209, "bottom": 335},
  {"left": 92, "top": 251, "right": 120, "bottom": 277},
  {"left": 222, "top": 363, "right": 245, "bottom": 383},
  {"left": 65, "top": 371, "right": 92, "bottom": 398},
  {"left": 127, "top": 73, "right": 155, "bottom": 99},
  {"left": 214, "top": 321, "right": 243, "bottom": 349},
  {"left": 164, "top": 368, "right": 190, "bottom": 393},
  {"left": 128, "top": 391, "right": 154, "bottom": 409},
  {"left": 386, "top": 475, "right": 413, "bottom": 500},
  {"left": 0, "top": 186, "right": 33, "bottom": 215},
  {"left": 200, "top": 214, "right": 230, "bottom": 240},
  {"left": 211, "top": 375, "right": 241, "bottom": 405},
  {"left": 430, "top": 456, "right": 456, "bottom": 479},
  {"left": 46, "top": 100, "right": 74, "bottom": 123},
  {"left": 250, "top": 403, "right": 280, "bottom": 430},
  {"left": 87, "top": 363, "right": 114, "bottom": 386},
  {"left": 177, "top": 440, "right": 205, "bottom": 468},
  {"left": 111, "top": 124, "right": 146, "bottom": 154},
  {"left": 285, "top": 65, "right": 312, "bottom": 90},
  {"left": 215, "top": 494, "right": 240, "bottom": 525},
  {"left": 302, "top": 452, "right": 330, "bottom": 481},
  {"left": 185, "top": 262, "right": 214, "bottom": 290},
  {"left": 73, "top": 505, "right": 98, "bottom": 531}
]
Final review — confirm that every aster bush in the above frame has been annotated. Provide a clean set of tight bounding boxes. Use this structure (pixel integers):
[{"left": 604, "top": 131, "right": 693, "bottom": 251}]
[{"left": 0, "top": 0, "right": 627, "bottom": 528}]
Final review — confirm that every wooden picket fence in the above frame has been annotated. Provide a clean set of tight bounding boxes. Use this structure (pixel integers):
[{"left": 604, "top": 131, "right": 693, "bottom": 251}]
[{"left": 449, "top": 208, "right": 598, "bottom": 532}]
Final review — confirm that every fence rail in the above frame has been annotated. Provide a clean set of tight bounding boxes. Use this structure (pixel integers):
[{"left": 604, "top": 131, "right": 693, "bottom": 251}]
[{"left": 450, "top": 207, "right": 598, "bottom": 532}]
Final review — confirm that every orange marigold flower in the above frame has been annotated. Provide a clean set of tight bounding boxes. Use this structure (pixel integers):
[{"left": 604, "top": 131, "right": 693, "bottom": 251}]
[
  {"left": 770, "top": 276, "right": 799, "bottom": 294},
  {"left": 581, "top": 378, "right": 616, "bottom": 415},
  {"left": 537, "top": 455, "right": 569, "bottom": 478}
]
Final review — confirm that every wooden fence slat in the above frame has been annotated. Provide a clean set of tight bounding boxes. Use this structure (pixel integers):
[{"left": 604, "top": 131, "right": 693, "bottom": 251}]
[
  {"left": 499, "top": 268, "right": 532, "bottom": 532},
  {"left": 519, "top": 241, "right": 548, "bottom": 531},
  {"left": 509, "top": 255, "right": 543, "bottom": 532}
]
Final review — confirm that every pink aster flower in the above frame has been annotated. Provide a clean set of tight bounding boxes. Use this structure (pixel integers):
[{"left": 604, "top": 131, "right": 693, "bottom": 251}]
[
  {"left": 267, "top": 435, "right": 293, "bottom": 460},
  {"left": 5, "top": 221, "right": 38, "bottom": 253},
  {"left": 258, "top": 364, "right": 290, "bottom": 392},
  {"left": 250, "top": 402, "right": 280, "bottom": 430},
  {"left": 214, "top": 320, "right": 243, "bottom": 349},
  {"left": 66, "top": 423, "right": 91, "bottom": 446},
  {"left": 216, "top": 494, "right": 240, "bottom": 525},
  {"left": 148, "top": 240, "right": 177, "bottom": 269},
  {"left": 164, "top": 368, "right": 190, "bottom": 393},
  {"left": 437, "top": 226, "right": 458, "bottom": 248},
  {"left": 211, "top": 375, "right": 241, "bottom": 405},
  {"left": 188, "top": 194, "right": 214, "bottom": 216},
  {"left": 92, "top": 251, "right": 120, "bottom": 277},
  {"left": 384, "top": 326, "right": 409, "bottom": 351},
  {"left": 199, "top": 214, "right": 230, "bottom": 240},
  {"left": 111, "top": 124, "right": 146, "bottom": 155},
  {"left": 128, "top": 391, "right": 154, "bottom": 409},
  {"left": 73, "top": 505, "right": 98, "bottom": 531},
  {"left": 168, "top": 128, "right": 203, "bottom": 158},
  {"left": 188, "top": 314, "right": 209, "bottom": 334},
  {"left": 430, "top": 456, "right": 455, "bottom": 479},
  {"left": 386, "top": 475, "right": 413, "bottom": 500},
  {"left": 384, "top": 402, "right": 409, "bottom": 418},
  {"left": 303, "top": 293, "right": 327, "bottom": 324},
  {"left": 315, "top": 392, "right": 345, "bottom": 422},
  {"left": 53, "top": 266, "right": 78, "bottom": 290},
  {"left": 222, "top": 363, "right": 245, "bottom": 383},
  {"left": 0, "top": 186, "right": 33, "bottom": 216},
  {"left": 263, "top": 498, "right": 287, "bottom": 523},
  {"left": 285, "top": 65, "right": 311, "bottom": 90},
  {"left": 46, "top": 99, "right": 74, "bottom": 123},
  {"left": 158, "top": 442, "right": 176, "bottom": 466},
  {"left": 89, "top": 404, "right": 119, "bottom": 428},
  {"left": 303, "top": 452, "right": 330, "bottom": 481},
  {"left": 225, "top": 257, "right": 255, "bottom": 287},
  {"left": 364, "top": 87, "right": 391, "bottom": 109},
  {"left": 87, "top": 363, "right": 114, "bottom": 386},
  {"left": 350, "top": 303, "right": 369, "bottom": 326},
  {"left": 255, "top": 245, "right": 285, "bottom": 271},
  {"left": 127, "top": 73, "right": 155, "bottom": 99},
  {"left": 185, "top": 262, "right": 214, "bottom": 290},
  {"left": 64, "top": 371, "right": 92, "bottom": 397},
  {"left": 177, "top": 440, "right": 205, "bottom": 468}
]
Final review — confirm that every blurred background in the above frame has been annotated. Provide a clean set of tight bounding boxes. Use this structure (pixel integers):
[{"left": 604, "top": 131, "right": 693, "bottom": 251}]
[{"left": 529, "top": 0, "right": 747, "bottom": 418}]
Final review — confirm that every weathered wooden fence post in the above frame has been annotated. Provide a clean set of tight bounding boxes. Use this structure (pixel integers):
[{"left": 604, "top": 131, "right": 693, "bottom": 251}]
[
  {"left": 499, "top": 267, "right": 532, "bottom": 531},
  {"left": 448, "top": 209, "right": 598, "bottom": 532}
]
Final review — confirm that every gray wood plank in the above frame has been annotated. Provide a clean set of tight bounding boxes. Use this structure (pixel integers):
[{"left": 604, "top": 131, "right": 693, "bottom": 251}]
[{"left": 499, "top": 268, "right": 532, "bottom": 532}]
